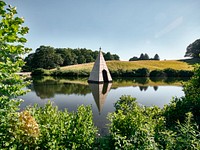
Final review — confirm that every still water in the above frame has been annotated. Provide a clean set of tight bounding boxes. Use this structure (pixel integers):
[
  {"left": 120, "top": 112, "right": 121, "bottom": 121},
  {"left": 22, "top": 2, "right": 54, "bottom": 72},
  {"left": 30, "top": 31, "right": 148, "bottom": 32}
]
[{"left": 20, "top": 77, "right": 187, "bottom": 135}]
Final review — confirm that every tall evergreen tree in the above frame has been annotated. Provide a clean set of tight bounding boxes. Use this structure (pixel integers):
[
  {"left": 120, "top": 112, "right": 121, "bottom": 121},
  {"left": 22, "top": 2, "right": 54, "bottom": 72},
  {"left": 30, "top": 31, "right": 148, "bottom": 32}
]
[{"left": 153, "top": 54, "right": 160, "bottom": 60}]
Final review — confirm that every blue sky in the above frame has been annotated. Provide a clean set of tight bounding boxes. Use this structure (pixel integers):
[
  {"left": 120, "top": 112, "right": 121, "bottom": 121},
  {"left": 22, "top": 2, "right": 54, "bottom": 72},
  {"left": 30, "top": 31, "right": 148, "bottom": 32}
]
[{"left": 5, "top": 0, "right": 200, "bottom": 60}]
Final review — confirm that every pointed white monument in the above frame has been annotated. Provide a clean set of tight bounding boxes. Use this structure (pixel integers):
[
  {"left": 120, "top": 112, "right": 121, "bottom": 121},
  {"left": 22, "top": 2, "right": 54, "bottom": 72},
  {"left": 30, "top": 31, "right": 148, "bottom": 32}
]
[{"left": 88, "top": 48, "right": 112, "bottom": 83}]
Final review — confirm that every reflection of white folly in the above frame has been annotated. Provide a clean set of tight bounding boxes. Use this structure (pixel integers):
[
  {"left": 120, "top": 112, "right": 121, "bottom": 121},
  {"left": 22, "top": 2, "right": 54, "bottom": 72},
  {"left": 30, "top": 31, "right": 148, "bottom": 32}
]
[
  {"left": 89, "top": 83, "right": 112, "bottom": 113},
  {"left": 88, "top": 48, "right": 112, "bottom": 112},
  {"left": 88, "top": 47, "right": 112, "bottom": 83}
]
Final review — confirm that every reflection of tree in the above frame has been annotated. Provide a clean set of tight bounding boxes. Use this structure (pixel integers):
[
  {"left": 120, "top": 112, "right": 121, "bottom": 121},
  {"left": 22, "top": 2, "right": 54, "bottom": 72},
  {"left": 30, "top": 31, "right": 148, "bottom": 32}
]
[
  {"left": 29, "top": 78, "right": 91, "bottom": 99},
  {"left": 139, "top": 86, "right": 148, "bottom": 91},
  {"left": 150, "top": 77, "right": 166, "bottom": 82},
  {"left": 153, "top": 86, "right": 158, "bottom": 91},
  {"left": 164, "top": 77, "right": 182, "bottom": 84},
  {"left": 134, "top": 77, "right": 149, "bottom": 84}
]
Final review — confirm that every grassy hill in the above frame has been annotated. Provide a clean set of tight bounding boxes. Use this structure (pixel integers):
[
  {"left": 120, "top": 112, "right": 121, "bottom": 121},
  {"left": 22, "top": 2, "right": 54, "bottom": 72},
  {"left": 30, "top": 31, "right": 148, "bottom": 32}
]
[{"left": 54, "top": 59, "right": 194, "bottom": 72}]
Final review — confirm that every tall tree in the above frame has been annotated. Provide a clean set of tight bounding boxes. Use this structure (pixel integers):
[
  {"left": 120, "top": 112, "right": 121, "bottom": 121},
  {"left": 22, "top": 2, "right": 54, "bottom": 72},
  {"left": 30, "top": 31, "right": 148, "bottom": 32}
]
[
  {"left": 144, "top": 53, "right": 150, "bottom": 60},
  {"left": 139, "top": 53, "right": 145, "bottom": 60},
  {"left": 185, "top": 39, "right": 200, "bottom": 58},
  {"left": 153, "top": 54, "right": 160, "bottom": 60}
]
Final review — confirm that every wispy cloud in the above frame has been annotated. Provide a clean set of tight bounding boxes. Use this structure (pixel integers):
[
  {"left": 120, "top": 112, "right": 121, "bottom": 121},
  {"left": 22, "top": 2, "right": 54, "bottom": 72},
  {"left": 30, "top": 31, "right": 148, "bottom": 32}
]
[{"left": 155, "top": 16, "right": 183, "bottom": 38}]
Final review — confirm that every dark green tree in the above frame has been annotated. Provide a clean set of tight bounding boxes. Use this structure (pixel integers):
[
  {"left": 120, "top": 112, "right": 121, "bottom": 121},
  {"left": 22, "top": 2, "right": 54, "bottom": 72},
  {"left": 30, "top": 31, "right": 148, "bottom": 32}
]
[
  {"left": 55, "top": 48, "right": 77, "bottom": 66},
  {"left": 112, "top": 54, "right": 120, "bottom": 60},
  {"left": 32, "top": 46, "right": 63, "bottom": 69},
  {"left": 185, "top": 39, "right": 200, "bottom": 58},
  {"left": 129, "top": 56, "right": 138, "bottom": 61},
  {"left": 104, "top": 52, "right": 114, "bottom": 60}
]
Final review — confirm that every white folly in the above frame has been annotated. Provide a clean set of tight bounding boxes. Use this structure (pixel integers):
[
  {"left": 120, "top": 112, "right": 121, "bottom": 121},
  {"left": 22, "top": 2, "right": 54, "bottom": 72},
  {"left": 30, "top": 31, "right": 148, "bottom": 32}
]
[{"left": 88, "top": 48, "right": 112, "bottom": 83}]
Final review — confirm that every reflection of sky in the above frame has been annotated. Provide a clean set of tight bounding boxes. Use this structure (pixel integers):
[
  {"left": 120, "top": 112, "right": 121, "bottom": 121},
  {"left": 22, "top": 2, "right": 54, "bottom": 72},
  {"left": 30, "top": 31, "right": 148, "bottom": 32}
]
[{"left": 106, "top": 86, "right": 184, "bottom": 109}]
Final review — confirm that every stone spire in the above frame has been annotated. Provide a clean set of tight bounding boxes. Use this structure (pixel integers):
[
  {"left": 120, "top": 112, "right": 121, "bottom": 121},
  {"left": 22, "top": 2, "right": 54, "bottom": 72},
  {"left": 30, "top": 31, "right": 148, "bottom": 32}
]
[{"left": 88, "top": 48, "right": 112, "bottom": 83}]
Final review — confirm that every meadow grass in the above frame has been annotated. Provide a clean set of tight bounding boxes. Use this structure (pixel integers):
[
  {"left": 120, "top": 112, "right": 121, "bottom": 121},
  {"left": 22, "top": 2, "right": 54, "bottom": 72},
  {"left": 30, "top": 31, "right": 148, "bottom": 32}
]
[{"left": 54, "top": 60, "right": 194, "bottom": 72}]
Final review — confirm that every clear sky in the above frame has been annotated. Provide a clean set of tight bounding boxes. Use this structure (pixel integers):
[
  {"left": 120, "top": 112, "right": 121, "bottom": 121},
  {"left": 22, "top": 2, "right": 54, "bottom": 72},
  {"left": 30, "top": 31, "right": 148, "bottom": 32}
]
[{"left": 5, "top": 0, "right": 200, "bottom": 60}]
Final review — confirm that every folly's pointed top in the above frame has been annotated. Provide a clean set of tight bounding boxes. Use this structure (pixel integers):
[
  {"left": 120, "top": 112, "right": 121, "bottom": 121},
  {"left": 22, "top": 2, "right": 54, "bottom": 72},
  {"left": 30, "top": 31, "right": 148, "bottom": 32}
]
[{"left": 99, "top": 47, "right": 101, "bottom": 51}]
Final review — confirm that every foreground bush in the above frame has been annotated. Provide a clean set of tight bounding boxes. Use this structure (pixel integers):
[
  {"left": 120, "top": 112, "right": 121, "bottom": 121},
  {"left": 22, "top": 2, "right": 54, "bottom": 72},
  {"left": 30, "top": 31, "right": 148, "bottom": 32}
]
[
  {"left": 107, "top": 95, "right": 162, "bottom": 149},
  {"left": 1, "top": 101, "right": 97, "bottom": 149},
  {"left": 107, "top": 95, "right": 200, "bottom": 149},
  {"left": 164, "top": 65, "right": 200, "bottom": 127}
]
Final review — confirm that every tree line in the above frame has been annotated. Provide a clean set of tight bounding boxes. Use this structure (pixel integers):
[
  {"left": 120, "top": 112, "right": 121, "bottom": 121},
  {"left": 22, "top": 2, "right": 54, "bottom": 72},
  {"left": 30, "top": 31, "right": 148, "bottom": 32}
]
[
  {"left": 23, "top": 46, "right": 120, "bottom": 71},
  {"left": 129, "top": 53, "right": 160, "bottom": 61}
]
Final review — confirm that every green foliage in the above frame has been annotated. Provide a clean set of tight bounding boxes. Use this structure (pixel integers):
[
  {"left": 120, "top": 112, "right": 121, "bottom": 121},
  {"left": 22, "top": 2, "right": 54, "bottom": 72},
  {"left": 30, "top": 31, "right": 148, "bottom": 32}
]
[
  {"left": 163, "top": 65, "right": 200, "bottom": 127},
  {"left": 185, "top": 39, "right": 200, "bottom": 58},
  {"left": 1, "top": 100, "right": 97, "bottom": 149},
  {"left": 108, "top": 95, "right": 163, "bottom": 149},
  {"left": 134, "top": 68, "right": 150, "bottom": 77},
  {"left": 25, "top": 46, "right": 64, "bottom": 70},
  {"left": 110, "top": 68, "right": 150, "bottom": 77},
  {"left": 163, "top": 68, "right": 178, "bottom": 77},
  {"left": 149, "top": 69, "right": 193, "bottom": 78},
  {"left": 31, "top": 68, "right": 50, "bottom": 76},
  {"left": 0, "top": 1, "right": 30, "bottom": 98},
  {"left": 51, "top": 69, "right": 90, "bottom": 77},
  {"left": 149, "top": 69, "right": 166, "bottom": 77},
  {"left": 0, "top": 1, "right": 31, "bottom": 148},
  {"left": 22, "top": 102, "right": 97, "bottom": 149},
  {"left": 178, "top": 70, "right": 194, "bottom": 77},
  {"left": 174, "top": 112, "right": 200, "bottom": 150},
  {"left": 107, "top": 95, "right": 200, "bottom": 149}
]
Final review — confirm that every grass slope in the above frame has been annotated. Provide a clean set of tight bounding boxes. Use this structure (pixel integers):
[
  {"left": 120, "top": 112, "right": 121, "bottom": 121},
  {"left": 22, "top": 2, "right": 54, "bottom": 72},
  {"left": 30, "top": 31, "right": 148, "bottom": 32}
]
[{"left": 56, "top": 60, "right": 194, "bottom": 72}]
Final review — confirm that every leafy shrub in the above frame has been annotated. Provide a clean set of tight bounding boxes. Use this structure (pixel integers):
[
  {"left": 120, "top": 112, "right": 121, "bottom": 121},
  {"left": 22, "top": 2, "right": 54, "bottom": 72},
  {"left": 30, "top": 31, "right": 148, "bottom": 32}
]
[
  {"left": 173, "top": 113, "right": 200, "bottom": 150},
  {"left": 31, "top": 68, "right": 49, "bottom": 76},
  {"left": 107, "top": 95, "right": 200, "bottom": 149},
  {"left": 163, "top": 65, "right": 200, "bottom": 127},
  {"left": 107, "top": 95, "right": 163, "bottom": 149},
  {"left": 163, "top": 68, "right": 178, "bottom": 77},
  {"left": 51, "top": 70, "right": 90, "bottom": 77},
  {"left": 150, "top": 70, "right": 166, "bottom": 77},
  {"left": 178, "top": 70, "right": 194, "bottom": 77},
  {"left": 134, "top": 68, "right": 150, "bottom": 77},
  {"left": 1, "top": 101, "right": 97, "bottom": 149},
  {"left": 26, "top": 102, "right": 98, "bottom": 149}
]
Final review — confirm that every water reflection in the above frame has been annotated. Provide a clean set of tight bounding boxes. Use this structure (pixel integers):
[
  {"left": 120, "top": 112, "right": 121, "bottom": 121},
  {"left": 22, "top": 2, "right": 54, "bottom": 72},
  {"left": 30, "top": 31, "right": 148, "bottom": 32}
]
[
  {"left": 139, "top": 86, "right": 148, "bottom": 91},
  {"left": 89, "top": 83, "right": 112, "bottom": 113},
  {"left": 27, "top": 76, "right": 189, "bottom": 100},
  {"left": 30, "top": 77, "right": 90, "bottom": 99}
]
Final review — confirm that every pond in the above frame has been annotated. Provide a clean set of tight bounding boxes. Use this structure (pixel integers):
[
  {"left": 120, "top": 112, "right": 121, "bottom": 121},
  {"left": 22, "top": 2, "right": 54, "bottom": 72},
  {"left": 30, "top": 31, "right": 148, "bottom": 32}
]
[{"left": 19, "top": 76, "right": 188, "bottom": 135}]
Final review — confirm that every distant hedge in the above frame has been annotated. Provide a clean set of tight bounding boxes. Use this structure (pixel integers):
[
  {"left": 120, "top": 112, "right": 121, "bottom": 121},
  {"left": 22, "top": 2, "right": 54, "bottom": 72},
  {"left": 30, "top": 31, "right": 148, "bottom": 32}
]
[
  {"left": 51, "top": 70, "right": 90, "bottom": 77},
  {"left": 31, "top": 68, "right": 193, "bottom": 78}
]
